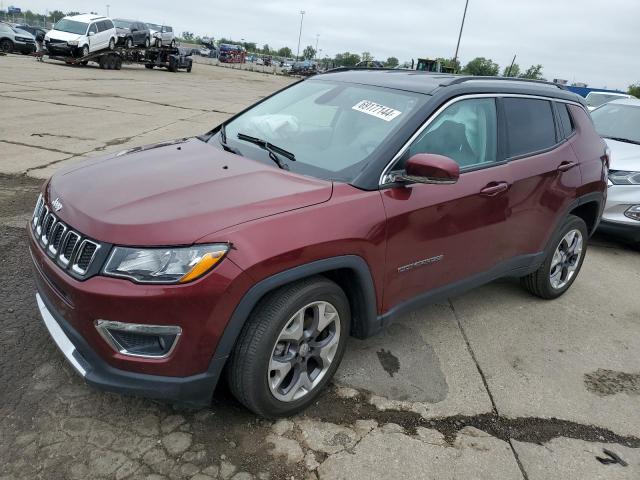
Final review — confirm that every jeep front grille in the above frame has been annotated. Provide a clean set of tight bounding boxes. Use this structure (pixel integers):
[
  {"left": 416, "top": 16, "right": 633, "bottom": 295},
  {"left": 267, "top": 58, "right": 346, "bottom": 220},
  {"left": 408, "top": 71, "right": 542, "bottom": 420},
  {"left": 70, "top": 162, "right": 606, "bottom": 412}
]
[{"left": 31, "top": 194, "right": 102, "bottom": 278}]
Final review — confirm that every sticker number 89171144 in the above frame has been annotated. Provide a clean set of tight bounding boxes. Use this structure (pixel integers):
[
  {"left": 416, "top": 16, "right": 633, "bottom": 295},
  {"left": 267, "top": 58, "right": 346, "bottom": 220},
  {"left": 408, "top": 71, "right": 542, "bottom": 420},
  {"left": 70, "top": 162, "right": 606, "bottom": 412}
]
[{"left": 352, "top": 100, "right": 402, "bottom": 122}]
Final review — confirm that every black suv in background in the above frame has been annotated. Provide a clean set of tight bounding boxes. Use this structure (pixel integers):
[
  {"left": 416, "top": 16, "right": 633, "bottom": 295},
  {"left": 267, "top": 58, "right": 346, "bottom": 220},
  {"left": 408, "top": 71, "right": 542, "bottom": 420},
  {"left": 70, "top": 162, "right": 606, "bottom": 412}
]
[{"left": 113, "top": 19, "right": 150, "bottom": 48}]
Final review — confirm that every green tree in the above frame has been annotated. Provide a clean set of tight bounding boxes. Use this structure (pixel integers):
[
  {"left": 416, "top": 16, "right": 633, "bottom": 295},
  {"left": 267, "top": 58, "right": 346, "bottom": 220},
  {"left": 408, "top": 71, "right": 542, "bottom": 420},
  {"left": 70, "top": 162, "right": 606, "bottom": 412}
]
[
  {"left": 302, "top": 45, "right": 316, "bottom": 60},
  {"left": 462, "top": 57, "right": 499, "bottom": 76},
  {"left": 502, "top": 63, "right": 520, "bottom": 77},
  {"left": 385, "top": 57, "right": 399, "bottom": 68},
  {"left": 277, "top": 46, "right": 293, "bottom": 58},
  {"left": 520, "top": 64, "right": 544, "bottom": 80},
  {"left": 629, "top": 83, "right": 640, "bottom": 97},
  {"left": 361, "top": 51, "right": 373, "bottom": 62},
  {"left": 182, "top": 31, "right": 195, "bottom": 41},
  {"left": 262, "top": 44, "right": 271, "bottom": 54},
  {"left": 334, "top": 52, "right": 361, "bottom": 66},
  {"left": 435, "top": 57, "right": 461, "bottom": 72},
  {"left": 49, "top": 10, "right": 65, "bottom": 22}
]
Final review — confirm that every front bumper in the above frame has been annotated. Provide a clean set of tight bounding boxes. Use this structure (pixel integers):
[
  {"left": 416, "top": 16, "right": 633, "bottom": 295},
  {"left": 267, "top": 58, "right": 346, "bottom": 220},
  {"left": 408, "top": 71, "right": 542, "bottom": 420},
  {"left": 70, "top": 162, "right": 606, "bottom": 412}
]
[
  {"left": 35, "top": 291, "right": 221, "bottom": 406},
  {"left": 599, "top": 183, "right": 640, "bottom": 241},
  {"left": 16, "top": 40, "right": 36, "bottom": 53},
  {"left": 45, "top": 41, "right": 75, "bottom": 56}
]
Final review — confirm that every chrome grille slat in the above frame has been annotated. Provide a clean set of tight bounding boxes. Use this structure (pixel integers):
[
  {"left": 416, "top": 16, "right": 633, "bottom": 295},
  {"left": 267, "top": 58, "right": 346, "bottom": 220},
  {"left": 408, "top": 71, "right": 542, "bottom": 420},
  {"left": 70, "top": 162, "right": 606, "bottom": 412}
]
[{"left": 31, "top": 198, "right": 102, "bottom": 278}]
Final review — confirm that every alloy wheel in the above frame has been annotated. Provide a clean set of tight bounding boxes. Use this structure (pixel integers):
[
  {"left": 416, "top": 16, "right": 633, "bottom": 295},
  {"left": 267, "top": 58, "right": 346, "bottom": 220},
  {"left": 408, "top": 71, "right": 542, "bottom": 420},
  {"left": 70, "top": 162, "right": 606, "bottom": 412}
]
[
  {"left": 549, "top": 229, "right": 583, "bottom": 289},
  {"left": 268, "top": 301, "right": 341, "bottom": 402}
]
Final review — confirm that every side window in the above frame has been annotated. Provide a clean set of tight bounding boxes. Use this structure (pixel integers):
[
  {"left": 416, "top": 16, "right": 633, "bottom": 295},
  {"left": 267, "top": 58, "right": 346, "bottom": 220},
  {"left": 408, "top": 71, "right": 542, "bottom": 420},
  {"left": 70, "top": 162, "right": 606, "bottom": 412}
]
[
  {"left": 89, "top": 23, "right": 98, "bottom": 34},
  {"left": 96, "top": 21, "right": 106, "bottom": 32},
  {"left": 503, "top": 98, "right": 557, "bottom": 158},
  {"left": 406, "top": 98, "right": 498, "bottom": 169},
  {"left": 105, "top": 20, "right": 114, "bottom": 30},
  {"left": 556, "top": 103, "right": 575, "bottom": 139},
  {"left": 167, "top": 26, "right": 173, "bottom": 33}
]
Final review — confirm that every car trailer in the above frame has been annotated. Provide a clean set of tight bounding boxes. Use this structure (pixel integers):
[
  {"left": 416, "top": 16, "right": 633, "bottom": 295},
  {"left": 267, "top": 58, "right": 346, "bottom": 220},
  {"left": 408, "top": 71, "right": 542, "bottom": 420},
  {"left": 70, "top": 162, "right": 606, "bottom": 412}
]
[{"left": 46, "top": 46, "right": 192, "bottom": 72}]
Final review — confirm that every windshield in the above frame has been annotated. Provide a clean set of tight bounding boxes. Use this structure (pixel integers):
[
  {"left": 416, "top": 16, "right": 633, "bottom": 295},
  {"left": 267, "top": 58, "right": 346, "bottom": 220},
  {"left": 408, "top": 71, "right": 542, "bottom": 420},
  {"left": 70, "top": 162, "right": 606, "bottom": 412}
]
[
  {"left": 146, "top": 23, "right": 162, "bottom": 31},
  {"left": 53, "top": 19, "right": 88, "bottom": 35},
  {"left": 113, "top": 20, "right": 132, "bottom": 29},
  {"left": 212, "top": 79, "right": 426, "bottom": 182},
  {"left": 587, "top": 93, "right": 626, "bottom": 108},
  {"left": 591, "top": 103, "right": 640, "bottom": 144}
]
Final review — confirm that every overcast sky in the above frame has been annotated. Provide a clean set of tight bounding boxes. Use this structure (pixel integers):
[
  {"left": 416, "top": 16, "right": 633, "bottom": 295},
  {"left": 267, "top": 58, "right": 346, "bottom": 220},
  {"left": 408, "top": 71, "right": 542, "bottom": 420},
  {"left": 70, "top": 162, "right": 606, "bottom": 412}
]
[{"left": 14, "top": 0, "right": 640, "bottom": 90}]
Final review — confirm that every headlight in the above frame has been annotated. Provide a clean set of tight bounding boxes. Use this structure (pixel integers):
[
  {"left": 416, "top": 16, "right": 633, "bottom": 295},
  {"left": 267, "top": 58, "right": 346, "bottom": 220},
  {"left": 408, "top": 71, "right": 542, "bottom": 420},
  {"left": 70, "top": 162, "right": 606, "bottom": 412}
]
[
  {"left": 625, "top": 205, "right": 640, "bottom": 221},
  {"left": 67, "top": 40, "right": 79, "bottom": 46},
  {"left": 15, "top": 36, "right": 31, "bottom": 42},
  {"left": 608, "top": 170, "right": 640, "bottom": 185},
  {"left": 103, "top": 244, "right": 229, "bottom": 284}
]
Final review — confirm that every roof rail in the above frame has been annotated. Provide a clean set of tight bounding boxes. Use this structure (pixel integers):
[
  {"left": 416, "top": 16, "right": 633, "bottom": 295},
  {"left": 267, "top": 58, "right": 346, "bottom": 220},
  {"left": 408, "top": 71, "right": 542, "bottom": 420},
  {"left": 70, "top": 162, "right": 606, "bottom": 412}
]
[{"left": 446, "top": 76, "right": 566, "bottom": 90}]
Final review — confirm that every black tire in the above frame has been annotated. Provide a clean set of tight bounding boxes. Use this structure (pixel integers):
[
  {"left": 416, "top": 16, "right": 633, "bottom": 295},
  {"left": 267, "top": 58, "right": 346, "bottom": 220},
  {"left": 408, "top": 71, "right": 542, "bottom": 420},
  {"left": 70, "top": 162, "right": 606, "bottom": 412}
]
[
  {"left": 155, "top": 38, "right": 162, "bottom": 48},
  {"left": 81, "top": 60, "right": 89, "bottom": 66},
  {"left": 108, "top": 38, "right": 115, "bottom": 50},
  {"left": 521, "top": 215, "right": 588, "bottom": 299},
  {"left": 144, "top": 37, "right": 150, "bottom": 48},
  {"left": 106, "top": 55, "right": 116, "bottom": 70},
  {"left": 80, "top": 45, "right": 89, "bottom": 58},
  {"left": 99, "top": 55, "right": 107, "bottom": 69},
  {"left": 125, "top": 37, "right": 133, "bottom": 49},
  {"left": 0, "top": 38, "right": 13, "bottom": 53},
  {"left": 114, "top": 57, "right": 122, "bottom": 70},
  {"left": 145, "top": 64, "right": 154, "bottom": 69},
  {"left": 186, "top": 65, "right": 192, "bottom": 73},
  {"left": 170, "top": 39, "right": 176, "bottom": 48},
  {"left": 227, "top": 276, "right": 350, "bottom": 417}
]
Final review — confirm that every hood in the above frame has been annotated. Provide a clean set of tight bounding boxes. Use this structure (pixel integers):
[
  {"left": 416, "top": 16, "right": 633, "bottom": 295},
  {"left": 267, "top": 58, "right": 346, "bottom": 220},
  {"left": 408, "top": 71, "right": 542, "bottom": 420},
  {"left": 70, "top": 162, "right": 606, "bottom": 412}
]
[
  {"left": 116, "top": 26, "right": 131, "bottom": 35},
  {"left": 14, "top": 28, "right": 34, "bottom": 39},
  {"left": 604, "top": 138, "right": 640, "bottom": 171},
  {"left": 47, "top": 138, "right": 333, "bottom": 246},
  {"left": 46, "top": 29, "right": 83, "bottom": 42}
]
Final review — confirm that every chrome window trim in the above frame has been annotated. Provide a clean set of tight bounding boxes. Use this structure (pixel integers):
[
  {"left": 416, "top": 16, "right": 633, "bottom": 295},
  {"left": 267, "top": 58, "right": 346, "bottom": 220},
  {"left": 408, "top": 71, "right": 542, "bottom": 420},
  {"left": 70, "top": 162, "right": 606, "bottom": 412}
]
[
  {"left": 378, "top": 93, "right": 588, "bottom": 186},
  {"left": 95, "top": 319, "right": 182, "bottom": 359},
  {"left": 71, "top": 239, "right": 101, "bottom": 275}
]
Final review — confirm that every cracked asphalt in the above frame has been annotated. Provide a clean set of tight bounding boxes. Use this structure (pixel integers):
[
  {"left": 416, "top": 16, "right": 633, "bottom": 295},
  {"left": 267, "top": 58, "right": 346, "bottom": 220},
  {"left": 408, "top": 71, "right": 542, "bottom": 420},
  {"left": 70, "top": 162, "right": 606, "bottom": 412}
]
[{"left": 1, "top": 53, "right": 639, "bottom": 480}]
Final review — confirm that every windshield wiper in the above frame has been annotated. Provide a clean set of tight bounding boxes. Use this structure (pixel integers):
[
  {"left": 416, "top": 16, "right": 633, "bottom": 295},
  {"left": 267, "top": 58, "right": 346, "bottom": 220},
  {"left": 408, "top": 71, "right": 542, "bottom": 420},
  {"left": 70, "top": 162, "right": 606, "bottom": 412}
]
[
  {"left": 215, "top": 123, "right": 239, "bottom": 154},
  {"left": 236, "top": 133, "right": 296, "bottom": 170},
  {"left": 604, "top": 136, "right": 640, "bottom": 145}
]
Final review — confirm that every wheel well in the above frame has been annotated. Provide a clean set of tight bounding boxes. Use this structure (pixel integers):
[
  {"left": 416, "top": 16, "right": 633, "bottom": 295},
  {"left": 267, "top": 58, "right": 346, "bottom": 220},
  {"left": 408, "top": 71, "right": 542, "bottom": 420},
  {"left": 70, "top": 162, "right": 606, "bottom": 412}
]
[
  {"left": 569, "top": 201, "right": 600, "bottom": 235},
  {"left": 321, "top": 268, "right": 373, "bottom": 339}
]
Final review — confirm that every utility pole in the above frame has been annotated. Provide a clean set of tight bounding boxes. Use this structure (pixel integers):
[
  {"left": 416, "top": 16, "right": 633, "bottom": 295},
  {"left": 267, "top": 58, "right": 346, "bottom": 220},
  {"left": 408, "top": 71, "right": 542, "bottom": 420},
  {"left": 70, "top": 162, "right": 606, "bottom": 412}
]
[
  {"left": 453, "top": 0, "right": 469, "bottom": 68},
  {"left": 296, "top": 10, "right": 305, "bottom": 61},
  {"left": 315, "top": 33, "right": 319, "bottom": 60}
]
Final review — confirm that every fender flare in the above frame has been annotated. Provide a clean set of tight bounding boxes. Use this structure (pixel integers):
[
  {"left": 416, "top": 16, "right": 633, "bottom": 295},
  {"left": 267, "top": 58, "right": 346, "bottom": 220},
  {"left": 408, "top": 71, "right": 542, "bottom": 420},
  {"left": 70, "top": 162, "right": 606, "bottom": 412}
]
[{"left": 206, "top": 255, "right": 378, "bottom": 376}]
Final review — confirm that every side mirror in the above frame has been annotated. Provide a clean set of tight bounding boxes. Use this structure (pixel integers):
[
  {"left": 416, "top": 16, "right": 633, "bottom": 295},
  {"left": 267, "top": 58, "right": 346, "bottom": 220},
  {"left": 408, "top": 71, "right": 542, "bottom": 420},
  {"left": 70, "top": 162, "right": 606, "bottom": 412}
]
[
  {"left": 88, "top": 31, "right": 95, "bottom": 37},
  {"left": 394, "top": 153, "right": 460, "bottom": 185}
]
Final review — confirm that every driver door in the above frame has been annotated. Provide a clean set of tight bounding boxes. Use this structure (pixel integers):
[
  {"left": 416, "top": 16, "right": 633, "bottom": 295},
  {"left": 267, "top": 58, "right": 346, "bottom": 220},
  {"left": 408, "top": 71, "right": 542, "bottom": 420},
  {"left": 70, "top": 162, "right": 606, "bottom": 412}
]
[{"left": 381, "top": 96, "right": 514, "bottom": 310}]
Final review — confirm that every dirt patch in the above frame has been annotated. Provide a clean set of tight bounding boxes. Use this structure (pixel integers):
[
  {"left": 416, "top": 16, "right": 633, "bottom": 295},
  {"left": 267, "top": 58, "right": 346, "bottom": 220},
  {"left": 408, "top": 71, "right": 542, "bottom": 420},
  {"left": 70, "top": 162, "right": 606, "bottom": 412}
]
[
  {"left": 304, "top": 388, "right": 640, "bottom": 448},
  {"left": 584, "top": 369, "right": 640, "bottom": 396}
]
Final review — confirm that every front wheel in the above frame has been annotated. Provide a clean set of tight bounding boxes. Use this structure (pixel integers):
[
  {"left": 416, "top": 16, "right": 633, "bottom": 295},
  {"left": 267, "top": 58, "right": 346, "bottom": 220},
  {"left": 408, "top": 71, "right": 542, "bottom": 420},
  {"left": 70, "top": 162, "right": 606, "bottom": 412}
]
[
  {"left": 80, "top": 45, "right": 89, "bottom": 58},
  {"left": 227, "top": 277, "right": 350, "bottom": 417},
  {"left": 521, "top": 215, "right": 588, "bottom": 299},
  {"left": 108, "top": 38, "right": 115, "bottom": 50},
  {"left": 125, "top": 37, "right": 133, "bottom": 49},
  {"left": 0, "top": 38, "right": 13, "bottom": 53},
  {"left": 144, "top": 37, "right": 150, "bottom": 48},
  {"left": 170, "top": 39, "right": 176, "bottom": 48}
]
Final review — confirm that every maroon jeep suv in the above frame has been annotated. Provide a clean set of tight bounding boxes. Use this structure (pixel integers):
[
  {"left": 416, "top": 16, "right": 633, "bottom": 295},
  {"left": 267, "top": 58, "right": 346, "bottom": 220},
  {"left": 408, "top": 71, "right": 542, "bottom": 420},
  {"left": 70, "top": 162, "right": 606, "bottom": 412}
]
[{"left": 30, "top": 71, "right": 607, "bottom": 417}]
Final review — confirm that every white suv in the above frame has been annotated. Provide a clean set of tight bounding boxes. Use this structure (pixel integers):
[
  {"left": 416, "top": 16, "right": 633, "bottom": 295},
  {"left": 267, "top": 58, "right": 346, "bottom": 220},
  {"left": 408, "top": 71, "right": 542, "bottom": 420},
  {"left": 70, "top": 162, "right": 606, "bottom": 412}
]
[
  {"left": 45, "top": 14, "right": 117, "bottom": 58},
  {"left": 146, "top": 23, "right": 175, "bottom": 47}
]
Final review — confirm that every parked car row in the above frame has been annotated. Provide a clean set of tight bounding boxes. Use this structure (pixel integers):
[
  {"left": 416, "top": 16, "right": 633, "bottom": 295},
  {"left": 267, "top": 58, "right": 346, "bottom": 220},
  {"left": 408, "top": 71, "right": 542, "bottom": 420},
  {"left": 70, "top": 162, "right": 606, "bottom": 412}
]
[{"left": 0, "top": 21, "right": 36, "bottom": 53}]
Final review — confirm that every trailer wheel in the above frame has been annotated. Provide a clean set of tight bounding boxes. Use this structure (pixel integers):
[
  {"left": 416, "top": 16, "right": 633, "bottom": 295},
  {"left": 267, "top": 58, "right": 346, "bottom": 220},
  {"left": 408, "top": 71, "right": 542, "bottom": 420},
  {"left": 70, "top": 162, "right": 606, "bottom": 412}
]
[
  {"left": 187, "top": 65, "right": 192, "bottom": 73},
  {"left": 99, "top": 55, "right": 107, "bottom": 69},
  {"left": 81, "top": 60, "right": 89, "bottom": 66},
  {"left": 145, "top": 64, "right": 154, "bottom": 69},
  {"left": 115, "top": 57, "right": 122, "bottom": 70}
]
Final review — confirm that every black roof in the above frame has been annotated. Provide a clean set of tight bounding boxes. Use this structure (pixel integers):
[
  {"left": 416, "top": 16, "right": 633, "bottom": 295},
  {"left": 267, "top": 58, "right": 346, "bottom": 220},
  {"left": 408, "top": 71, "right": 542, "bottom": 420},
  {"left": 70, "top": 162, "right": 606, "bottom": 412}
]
[{"left": 315, "top": 69, "right": 584, "bottom": 104}]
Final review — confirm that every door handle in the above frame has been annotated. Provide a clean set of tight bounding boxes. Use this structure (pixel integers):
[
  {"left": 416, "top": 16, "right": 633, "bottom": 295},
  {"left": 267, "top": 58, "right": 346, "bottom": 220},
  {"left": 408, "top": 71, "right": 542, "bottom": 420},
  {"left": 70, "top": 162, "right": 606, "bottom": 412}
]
[
  {"left": 558, "top": 161, "right": 577, "bottom": 172},
  {"left": 480, "top": 182, "right": 509, "bottom": 197}
]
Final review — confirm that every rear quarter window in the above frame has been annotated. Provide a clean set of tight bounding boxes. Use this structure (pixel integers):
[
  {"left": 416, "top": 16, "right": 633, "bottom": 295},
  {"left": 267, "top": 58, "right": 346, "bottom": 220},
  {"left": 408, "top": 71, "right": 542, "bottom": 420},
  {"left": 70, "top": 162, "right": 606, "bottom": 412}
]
[
  {"left": 556, "top": 103, "right": 575, "bottom": 139},
  {"left": 504, "top": 98, "right": 557, "bottom": 158}
]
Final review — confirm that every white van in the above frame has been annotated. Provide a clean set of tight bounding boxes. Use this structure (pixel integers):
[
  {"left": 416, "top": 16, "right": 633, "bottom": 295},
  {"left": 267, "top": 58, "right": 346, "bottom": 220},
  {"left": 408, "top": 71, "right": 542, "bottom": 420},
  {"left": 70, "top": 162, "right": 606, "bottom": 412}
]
[{"left": 45, "top": 14, "right": 117, "bottom": 58}]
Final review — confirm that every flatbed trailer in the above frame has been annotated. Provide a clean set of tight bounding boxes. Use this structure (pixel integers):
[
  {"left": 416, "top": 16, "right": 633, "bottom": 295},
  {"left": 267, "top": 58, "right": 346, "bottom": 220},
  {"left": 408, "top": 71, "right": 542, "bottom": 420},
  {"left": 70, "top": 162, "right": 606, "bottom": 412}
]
[{"left": 46, "top": 45, "right": 192, "bottom": 72}]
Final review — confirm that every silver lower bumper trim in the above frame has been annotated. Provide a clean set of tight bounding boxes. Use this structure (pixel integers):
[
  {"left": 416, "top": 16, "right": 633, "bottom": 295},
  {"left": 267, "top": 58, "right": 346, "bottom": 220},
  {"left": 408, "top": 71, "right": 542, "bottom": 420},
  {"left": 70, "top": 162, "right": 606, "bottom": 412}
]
[{"left": 36, "top": 293, "right": 87, "bottom": 377}]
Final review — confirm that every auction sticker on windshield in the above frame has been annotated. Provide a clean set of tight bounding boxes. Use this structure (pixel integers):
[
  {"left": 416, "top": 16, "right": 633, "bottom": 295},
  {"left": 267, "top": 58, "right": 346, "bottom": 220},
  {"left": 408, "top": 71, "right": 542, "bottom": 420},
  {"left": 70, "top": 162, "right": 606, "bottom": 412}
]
[{"left": 352, "top": 100, "right": 402, "bottom": 122}]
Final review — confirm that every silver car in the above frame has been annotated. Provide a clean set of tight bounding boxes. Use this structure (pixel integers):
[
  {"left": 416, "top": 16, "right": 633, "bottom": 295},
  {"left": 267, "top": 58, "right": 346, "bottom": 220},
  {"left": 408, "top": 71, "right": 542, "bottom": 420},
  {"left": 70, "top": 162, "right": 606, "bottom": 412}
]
[{"left": 591, "top": 98, "right": 640, "bottom": 246}]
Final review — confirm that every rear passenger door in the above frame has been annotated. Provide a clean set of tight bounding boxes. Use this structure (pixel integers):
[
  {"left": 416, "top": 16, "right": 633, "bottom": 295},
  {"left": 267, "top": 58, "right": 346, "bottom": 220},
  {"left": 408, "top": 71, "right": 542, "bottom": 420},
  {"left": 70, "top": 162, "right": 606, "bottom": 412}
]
[{"left": 501, "top": 97, "right": 582, "bottom": 259}]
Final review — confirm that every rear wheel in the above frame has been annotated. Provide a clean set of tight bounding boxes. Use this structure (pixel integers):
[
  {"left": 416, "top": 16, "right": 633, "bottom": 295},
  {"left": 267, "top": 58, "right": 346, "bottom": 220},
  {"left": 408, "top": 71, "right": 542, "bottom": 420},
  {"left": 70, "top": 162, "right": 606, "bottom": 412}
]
[
  {"left": 125, "top": 37, "right": 133, "bottom": 49},
  {"left": 144, "top": 37, "right": 150, "bottom": 48},
  {"left": 155, "top": 38, "right": 162, "bottom": 48},
  {"left": 521, "top": 215, "right": 588, "bottom": 299},
  {"left": 0, "top": 38, "right": 13, "bottom": 53},
  {"left": 170, "top": 39, "right": 176, "bottom": 48},
  {"left": 227, "top": 277, "right": 350, "bottom": 417}
]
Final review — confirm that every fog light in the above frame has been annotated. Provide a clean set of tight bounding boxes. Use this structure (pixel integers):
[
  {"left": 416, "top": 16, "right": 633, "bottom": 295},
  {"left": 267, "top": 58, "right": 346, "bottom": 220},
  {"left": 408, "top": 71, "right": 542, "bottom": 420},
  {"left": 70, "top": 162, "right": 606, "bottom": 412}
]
[
  {"left": 624, "top": 205, "right": 640, "bottom": 221},
  {"left": 95, "top": 320, "right": 181, "bottom": 358}
]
